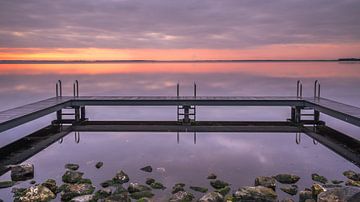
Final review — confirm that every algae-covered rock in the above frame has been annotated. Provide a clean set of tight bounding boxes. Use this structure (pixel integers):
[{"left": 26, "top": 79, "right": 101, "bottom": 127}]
[
  {"left": 189, "top": 186, "right": 208, "bottom": 193},
  {"left": 207, "top": 173, "right": 217, "bottom": 180},
  {"left": 128, "top": 183, "right": 151, "bottom": 193},
  {"left": 70, "top": 194, "right": 95, "bottom": 202},
  {"left": 12, "top": 187, "right": 27, "bottom": 198},
  {"left": 169, "top": 191, "right": 194, "bottom": 202},
  {"left": 311, "top": 183, "right": 326, "bottom": 197},
  {"left": 11, "top": 164, "right": 34, "bottom": 181},
  {"left": 172, "top": 183, "right": 185, "bottom": 194},
  {"left": 101, "top": 180, "right": 114, "bottom": 188},
  {"left": 113, "top": 185, "right": 128, "bottom": 195},
  {"left": 113, "top": 170, "right": 129, "bottom": 184},
  {"left": 150, "top": 182, "right": 166, "bottom": 190},
  {"left": 255, "top": 176, "right": 276, "bottom": 189},
  {"left": 215, "top": 186, "right": 230, "bottom": 196},
  {"left": 140, "top": 166, "right": 153, "bottom": 173},
  {"left": 103, "top": 193, "right": 131, "bottom": 202},
  {"left": 280, "top": 184, "right": 298, "bottom": 195},
  {"left": 233, "top": 186, "right": 277, "bottom": 202},
  {"left": 130, "top": 191, "right": 154, "bottom": 200},
  {"left": 137, "top": 197, "right": 153, "bottom": 202},
  {"left": 299, "top": 190, "right": 313, "bottom": 202},
  {"left": 16, "top": 185, "right": 55, "bottom": 202},
  {"left": 311, "top": 173, "right": 328, "bottom": 184},
  {"left": 210, "top": 180, "right": 229, "bottom": 189},
  {"left": 41, "top": 179, "right": 57, "bottom": 194},
  {"left": 346, "top": 179, "right": 360, "bottom": 187},
  {"left": 343, "top": 170, "right": 360, "bottom": 181},
  {"left": 65, "top": 163, "right": 80, "bottom": 171},
  {"left": 274, "top": 174, "right": 300, "bottom": 184},
  {"left": 0, "top": 180, "right": 15, "bottom": 189},
  {"left": 145, "top": 178, "right": 155, "bottom": 185},
  {"left": 95, "top": 162, "right": 103, "bottom": 169},
  {"left": 317, "top": 186, "right": 360, "bottom": 202},
  {"left": 62, "top": 170, "right": 84, "bottom": 184},
  {"left": 61, "top": 183, "right": 95, "bottom": 201},
  {"left": 199, "top": 192, "right": 224, "bottom": 202},
  {"left": 96, "top": 187, "right": 112, "bottom": 198}
]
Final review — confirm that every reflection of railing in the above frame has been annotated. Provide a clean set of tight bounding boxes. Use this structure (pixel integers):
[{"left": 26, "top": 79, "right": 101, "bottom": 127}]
[
  {"left": 58, "top": 132, "right": 81, "bottom": 144},
  {"left": 176, "top": 131, "right": 197, "bottom": 144},
  {"left": 295, "top": 132, "right": 318, "bottom": 145}
]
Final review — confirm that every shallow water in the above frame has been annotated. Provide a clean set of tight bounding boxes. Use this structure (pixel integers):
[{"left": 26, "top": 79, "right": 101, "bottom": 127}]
[{"left": 0, "top": 62, "right": 360, "bottom": 201}]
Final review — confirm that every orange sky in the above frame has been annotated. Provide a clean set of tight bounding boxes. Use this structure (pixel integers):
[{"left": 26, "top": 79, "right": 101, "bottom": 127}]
[{"left": 1, "top": 43, "right": 360, "bottom": 60}]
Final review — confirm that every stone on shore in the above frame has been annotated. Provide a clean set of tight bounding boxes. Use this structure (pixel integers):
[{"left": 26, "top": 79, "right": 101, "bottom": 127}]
[
  {"left": 281, "top": 199, "right": 295, "bottom": 202},
  {"left": 255, "top": 176, "right": 276, "bottom": 189},
  {"left": 0, "top": 180, "right": 15, "bottom": 189},
  {"left": 199, "top": 192, "right": 224, "bottom": 202},
  {"left": 346, "top": 179, "right": 360, "bottom": 187},
  {"left": 145, "top": 178, "right": 155, "bottom": 185},
  {"left": 207, "top": 173, "right": 217, "bottom": 180},
  {"left": 103, "top": 193, "right": 131, "bottom": 202},
  {"left": 95, "top": 162, "right": 103, "bottom": 169},
  {"left": 331, "top": 180, "right": 344, "bottom": 184},
  {"left": 215, "top": 186, "right": 230, "bottom": 196},
  {"left": 189, "top": 186, "right": 208, "bottom": 193},
  {"left": 140, "top": 166, "right": 153, "bottom": 173},
  {"left": 70, "top": 194, "right": 95, "bottom": 202},
  {"left": 65, "top": 163, "right": 80, "bottom": 171},
  {"left": 62, "top": 170, "right": 84, "bottom": 184},
  {"left": 128, "top": 183, "right": 151, "bottom": 193},
  {"left": 210, "top": 180, "right": 229, "bottom": 189},
  {"left": 150, "top": 182, "right": 166, "bottom": 190},
  {"left": 171, "top": 183, "right": 185, "bottom": 194},
  {"left": 274, "top": 174, "right": 300, "bottom": 184},
  {"left": 280, "top": 184, "right": 298, "bottom": 195},
  {"left": 233, "top": 186, "right": 277, "bottom": 202},
  {"left": 299, "top": 190, "right": 313, "bottom": 202},
  {"left": 343, "top": 170, "right": 360, "bottom": 181},
  {"left": 317, "top": 186, "right": 360, "bottom": 202},
  {"left": 169, "top": 191, "right": 194, "bottom": 202},
  {"left": 113, "top": 170, "right": 129, "bottom": 184},
  {"left": 130, "top": 191, "right": 154, "bottom": 200},
  {"left": 311, "top": 173, "right": 328, "bottom": 184},
  {"left": 61, "top": 183, "right": 95, "bottom": 201},
  {"left": 16, "top": 185, "right": 55, "bottom": 202},
  {"left": 11, "top": 164, "right": 34, "bottom": 181},
  {"left": 41, "top": 179, "right": 57, "bottom": 193},
  {"left": 311, "top": 183, "right": 326, "bottom": 197}
]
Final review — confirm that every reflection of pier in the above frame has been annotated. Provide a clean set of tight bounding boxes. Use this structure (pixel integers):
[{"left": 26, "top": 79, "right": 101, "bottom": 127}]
[{"left": 1, "top": 80, "right": 360, "bottom": 174}]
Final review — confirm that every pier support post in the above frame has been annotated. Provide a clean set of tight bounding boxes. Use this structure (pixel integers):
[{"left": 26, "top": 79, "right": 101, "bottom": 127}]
[
  {"left": 56, "top": 110, "right": 62, "bottom": 123},
  {"left": 80, "top": 106, "right": 86, "bottom": 121},
  {"left": 291, "top": 106, "right": 301, "bottom": 124},
  {"left": 74, "top": 106, "right": 80, "bottom": 122},
  {"left": 183, "top": 105, "right": 191, "bottom": 124}
]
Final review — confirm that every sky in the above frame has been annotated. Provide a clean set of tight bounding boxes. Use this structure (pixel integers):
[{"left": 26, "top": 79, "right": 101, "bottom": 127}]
[{"left": 0, "top": 0, "right": 360, "bottom": 60}]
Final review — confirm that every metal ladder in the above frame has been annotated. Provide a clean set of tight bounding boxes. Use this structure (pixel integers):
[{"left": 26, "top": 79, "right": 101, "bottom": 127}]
[{"left": 176, "top": 82, "right": 197, "bottom": 124}]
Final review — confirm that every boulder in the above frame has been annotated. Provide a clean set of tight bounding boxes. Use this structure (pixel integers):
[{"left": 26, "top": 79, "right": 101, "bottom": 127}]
[
  {"left": 280, "top": 185, "right": 298, "bottom": 195},
  {"left": 169, "top": 191, "right": 194, "bottom": 202},
  {"left": 70, "top": 194, "right": 95, "bottom": 202},
  {"left": 311, "top": 183, "right": 326, "bottom": 197},
  {"left": 130, "top": 191, "right": 154, "bottom": 200},
  {"left": 95, "top": 162, "right": 103, "bottom": 169},
  {"left": 102, "top": 193, "right": 131, "bottom": 202},
  {"left": 61, "top": 183, "right": 95, "bottom": 201},
  {"left": 199, "top": 192, "right": 224, "bottom": 202},
  {"left": 140, "top": 166, "right": 153, "bottom": 173},
  {"left": 207, "top": 173, "right": 217, "bottom": 180},
  {"left": 62, "top": 170, "right": 84, "bottom": 184},
  {"left": 255, "top": 176, "right": 276, "bottom": 189},
  {"left": 299, "top": 190, "right": 313, "bottom": 202},
  {"left": 346, "top": 179, "right": 360, "bottom": 187},
  {"left": 11, "top": 164, "right": 34, "bottom": 181},
  {"left": 311, "top": 173, "right": 328, "bottom": 184},
  {"left": 318, "top": 186, "right": 360, "bottom": 202},
  {"left": 16, "top": 185, "right": 55, "bottom": 202},
  {"left": 0, "top": 180, "right": 15, "bottom": 189},
  {"left": 113, "top": 185, "right": 128, "bottom": 195},
  {"left": 150, "top": 182, "right": 166, "bottom": 190},
  {"left": 113, "top": 170, "right": 129, "bottom": 184},
  {"left": 145, "top": 178, "right": 155, "bottom": 185},
  {"left": 41, "top": 179, "right": 57, "bottom": 193},
  {"left": 65, "top": 163, "right": 80, "bottom": 171},
  {"left": 172, "top": 183, "right": 185, "bottom": 194},
  {"left": 128, "top": 183, "right": 151, "bottom": 193},
  {"left": 137, "top": 198, "right": 153, "bottom": 202},
  {"left": 189, "top": 186, "right": 208, "bottom": 193},
  {"left": 274, "top": 174, "right": 300, "bottom": 184},
  {"left": 215, "top": 186, "right": 230, "bottom": 196},
  {"left": 343, "top": 170, "right": 360, "bottom": 181},
  {"left": 233, "top": 186, "right": 277, "bottom": 202},
  {"left": 210, "top": 180, "right": 229, "bottom": 189},
  {"left": 96, "top": 187, "right": 112, "bottom": 198}
]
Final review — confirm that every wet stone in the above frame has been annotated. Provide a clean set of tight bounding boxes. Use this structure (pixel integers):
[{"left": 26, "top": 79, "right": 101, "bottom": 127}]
[
  {"left": 190, "top": 186, "right": 208, "bottom": 193},
  {"left": 70, "top": 194, "right": 95, "bottom": 202},
  {"left": 207, "top": 173, "right": 217, "bottom": 180},
  {"left": 113, "top": 170, "right": 129, "bottom": 184},
  {"left": 130, "top": 191, "right": 154, "bottom": 200},
  {"left": 172, "top": 184, "right": 185, "bottom": 194},
  {"left": 280, "top": 184, "right": 298, "bottom": 195},
  {"left": 255, "top": 176, "right": 276, "bottom": 190},
  {"left": 150, "top": 182, "right": 166, "bottom": 190},
  {"left": 62, "top": 170, "right": 84, "bottom": 184},
  {"left": 210, "top": 180, "right": 229, "bottom": 189},
  {"left": 96, "top": 187, "right": 112, "bottom": 198},
  {"left": 29, "top": 180, "right": 36, "bottom": 184},
  {"left": 61, "top": 183, "right": 95, "bottom": 201},
  {"left": 199, "top": 192, "right": 224, "bottom": 202},
  {"left": 140, "top": 166, "right": 153, "bottom": 173},
  {"left": 41, "top": 179, "right": 57, "bottom": 194},
  {"left": 113, "top": 185, "right": 128, "bottom": 195},
  {"left": 11, "top": 164, "right": 34, "bottom": 181},
  {"left": 137, "top": 197, "right": 153, "bottom": 202},
  {"left": 0, "top": 180, "right": 15, "bottom": 189},
  {"left": 65, "top": 163, "right": 80, "bottom": 171},
  {"left": 281, "top": 199, "right": 295, "bottom": 202},
  {"left": 145, "top": 178, "right": 155, "bottom": 185},
  {"left": 12, "top": 187, "right": 27, "bottom": 197},
  {"left": 169, "top": 191, "right": 194, "bottom": 202},
  {"left": 15, "top": 185, "right": 55, "bottom": 202},
  {"left": 311, "top": 173, "right": 328, "bottom": 184},
  {"left": 311, "top": 183, "right": 326, "bottom": 197},
  {"left": 274, "top": 174, "right": 300, "bottom": 184},
  {"left": 215, "top": 186, "right": 230, "bottom": 196},
  {"left": 346, "top": 179, "right": 360, "bottom": 187},
  {"left": 128, "top": 183, "right": 151, "bottom": 193},
  {"left": 343, "top": 170, "right": 360, "bottom": 181},
  {"left": 331, "top": 180, "right": 344, "bottom": 184},
  {"left": 234, "top": 186, "right": 277, "bottom": 202},
  {"left": 100, "top": 180, "right": 113, "bottom": 188},
  {"left": 299, "top": 190, "right": 313, "bottom": 202},
  {"left": 103, "top": 193, "right": 131, "bottom": 202},
  {"left": 318, "top": 186, "right": 360, "bottom": 202},
  {"left": 95, "top": 162, "right": 103, "bottom": 169}
]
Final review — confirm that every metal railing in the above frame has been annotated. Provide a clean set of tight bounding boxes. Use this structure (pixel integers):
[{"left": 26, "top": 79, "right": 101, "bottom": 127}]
[
  {"left": 73, "top": 80, "right": 79, "bottom": 97},
  {"left": 56, "top": 80, "right": 62, "bottom": 97},
  {"left": 314, "top": 80, "right": 321, "bottom": 99},
  {"left": 296, "top": 80, "right": 303, "bottom": 98}
]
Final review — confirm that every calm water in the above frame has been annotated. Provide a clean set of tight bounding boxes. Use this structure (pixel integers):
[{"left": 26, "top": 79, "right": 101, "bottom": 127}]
[{"left": 0, "top": 62, "right": 360, "bottom": 201}]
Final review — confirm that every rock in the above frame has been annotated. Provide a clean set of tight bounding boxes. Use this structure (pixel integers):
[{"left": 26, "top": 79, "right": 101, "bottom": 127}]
[
  {"left": 79, "top": 178, "right": 92, "bottom": 184},
  {"left": 169, "top": 191, "right": 194, "bottom": 202},
  {"left": 343, "top": 170, "right": 360, "bottom": 181},
  {"left": 113, "top": 170, "right": 129, "bottom": 184},
  {"left": 255, "top": 176, "right": 276, "bottom": 189},
  {"left": 311, "top": 183, "right": 326, "bottom": 197},
  {"left": 210, "top": 180, "right": 229, "bottom": 189},
  {"left": 96, "top": 187, "right": 112, "bottom": 198},
  {"left": 199, "top": 192, "right": 224, "bottom": 202},
  {"left": 346, "top": 179, "right": 360, "bottom": 187},
  {"left": 145, "top": 178, "right": 155, "bottom": 185},
  {"left": 207, "top": 173, "right": 217, "bottom": 180},
  {"left": 150, "top": 182, "right": 166, "bottom": 190},
  {"left": 189, "top": 186, "right": 208, "bottom": 193},
  {"left": 41, "top": 179, "right": 57, "bottom": 193},
  {"left": 30, "top": 180, "right": 36, "bottom": 184},
  {"left": 16, "top": 185, "right": 55, "bottom": 202},
  {"left": 234, "top": 186, "right": 277, "bottom": 202},
  {"left": 137, "top": 198, "right": 153, "bottom": 202},
  {"left": 95, "top": 162, "right": 103, "bottom": 169},
  {"left": 215, "top": 186, "right": 230, "bottom": 196},
  {"left": 128, "top": 183, "right": 151, "bottom": 193},
  {"left": 130, "top": 191, "right": 154, "bottom": 200},
  {"left": 62, "top": 170, "right": 84, "bottom": 184},
  {"left": 323, "top": 184, "right": 343, "bottom": 188},
  {"left": 156, "top": 167, "right": 166, "bottom": 173},
  {"left": 65, "top": 163, "right": 80, "bottom": 171},
  {"left": 61, "top": 183, "right": 95, "bottom": 201},
  {"left": 311, "top": 173, "right": 328, "bottom": 184},
  {"left": 318, "top": 186, "right": 360, "bottom": 202},
  {"left": 331, "top": 180, "right": 344, "bottom": 184},
  {"left": 140, "top": 166, "right": 153, "bottom": 173},
  {"left": 172, "top": 183, "right": 185, "bottom": 194},
  {"left": 12, "top": 187, "right": 27, "bottom": 197},
  {"left": 280, "top": 185, "right": 298, "bottom": 195},
  {"left": 299, "top": 190, "right": 313, "bottom": 202},
  {"left": 274, "top": 174, "right": 300, "bottom": 184},
  {"left": 103, "top": 193, "right": 131, "bottom": 202},
  {"left": 11, "top": 164, "right": 34, "bottom": 181},
  {"left": 0, "top": 180, "right": 15, "bottom": 189},
  {"left": 305, "top": 199, "right": 316, "bottom": 202},
  {"left": 101, "top": 180, "right": 113, "bottom": 188},
  {"left": 281, "top": 199, "right": 295, "bottom": 202},
  {"left": 70, "top": 194, "right": 95, "bottom": 202},
  {"left": 113, "top": 185, "right": 127, "bottom": 194}
]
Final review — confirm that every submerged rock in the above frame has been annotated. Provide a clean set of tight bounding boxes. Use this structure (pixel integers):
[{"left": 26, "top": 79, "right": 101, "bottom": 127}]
[
  {"left": 207, "top": 173, "right": 217, "bottom": 180},
  {"left": 150, "top": 182, "right": 166, "bottom": 190},
  {"left": 346, "top": 179, "right": 360, "bottom": 187},
  {"left": 100, "top": 180, "right": 114, "bottom": 188},
  {"left": 113, "top": 170, "right": 129, "bottom": 184},
  {"left": 317, "top": 186, "right": 360, "bottom": 202},
  {"left": 130, "top": 191, "right": 154, "bottom": 200},
  {"left": 128, "top": 183, "right": 151, "bottom": 193},
  {"left": 41, "top": 179, "right": 57, "bottom": 193},
  {"left": 234, "top": 186, "right": 277, "bottom": 202},
  {"left": 62, "top": 170, "right": 84, "bottom": 184},
  {"left": 331, "top": 180, "right": 344, "bottom": 184},
  {"left": 343, "top": 170, "right": 360, "bottom": 181},
  {"left": 189, "top": 186, "right": 208, "bottom": 193},
  {"left": 11, "top": 164, "right": 34, "bottom": 181},
  {"left": 210, "top": 180, "right": 229, "bottom": 189},
  {"left": 70, "top": 194, "right": 95, "bottom": 202},
  {"left": 299, "top": 190, "right": 313, "bottom": 202},
  {"left": 280, "top": 185, "right": 298, "bottom": 195},
  {"left": 103, "top": 193, "right": 131, "bottom": 202},
  {"left": 16, "top": 185, "right": 55, "bottom": 202},
  {"left": 95, "top": 162, "right": 103, "bottom": 169},
  {"left": 274, "top": 174, "right": 300, "bottom": 184},
  {"left": 255, "top": 176, "right": 276, "bottom": 189},
  {"left": 215, "top": 186, "right": 230, "bottom": 196},
  {"left": 0, "top": 180, "right": 15, "bottom": 189},
  {"left": 61, "top": 183, "right": 95, "bottom": 201},
  {"left": 65, "top": 163, "right": 80, "bottom": 171},
  {"left": 30, "top": 180, "right": 36, "bottom": 184},
  {"left": 311, "top": 183, "right": 326, "bottom": 197},
  {"left": 311, "top": 173, "right": 328, "bottom": 184},
  {"left": 199, "top": 192, "right": 224, "bottom": 202},
  {"left": 140, "top": 166, "right": 153, "bottom": 173},
  {"left": 145, "top": 178, "right": 155, "bottom": 185},
  {"left": 171, "top": 183, "right": 185, "bottom": 194},
  {"left": 169, "top": 191, "right": 194, "bottom": 202}
]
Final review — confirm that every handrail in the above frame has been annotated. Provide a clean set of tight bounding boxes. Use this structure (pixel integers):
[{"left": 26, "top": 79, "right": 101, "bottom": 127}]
[
  {"left": 314, "top": 80, "right": 321, "bottom": 99},
  {"left": 56, "top": 80, "right": 62, "bottom": 97},
  {"left": 73, "top": 80, "right": 79, "bottom": 97},
  {"left": 296, "top": 80, "right": 303, "bottom": 98},
  {"left": 296, "top": 132, "right": 301, "bottom": 144}
]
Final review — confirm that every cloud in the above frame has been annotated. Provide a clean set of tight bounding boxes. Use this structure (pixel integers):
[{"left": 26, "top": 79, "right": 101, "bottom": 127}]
[{"left": 0, "top": 0, "right": 359, "bottom": 49}]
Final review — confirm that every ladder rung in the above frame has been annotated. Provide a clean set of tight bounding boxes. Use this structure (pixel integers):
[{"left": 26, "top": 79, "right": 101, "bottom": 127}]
[
  {"left": 178, "top": 113, "right": 196, "bottom": 115},
  {"left": 301, "top": 114, "right": 314, "bottom": 116},
  {"left": 61, "top": 113, "right": 75, "bottom": 115}
]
